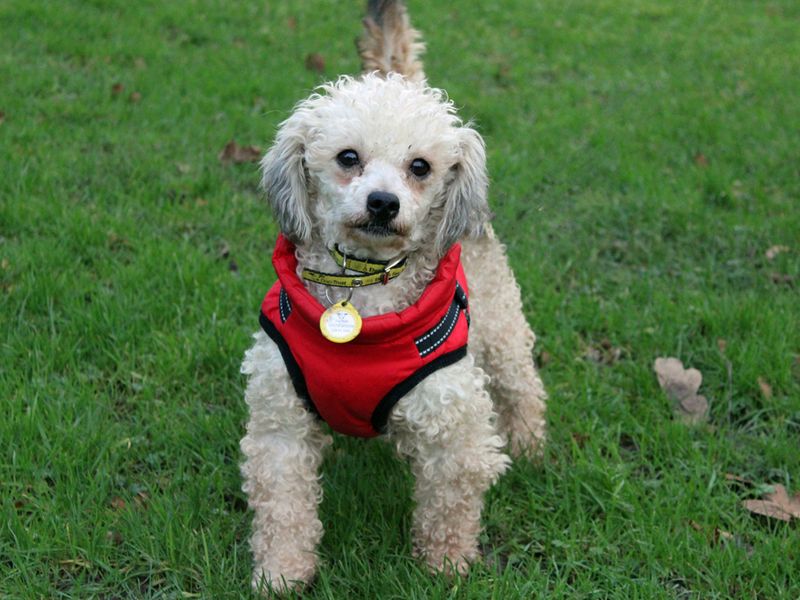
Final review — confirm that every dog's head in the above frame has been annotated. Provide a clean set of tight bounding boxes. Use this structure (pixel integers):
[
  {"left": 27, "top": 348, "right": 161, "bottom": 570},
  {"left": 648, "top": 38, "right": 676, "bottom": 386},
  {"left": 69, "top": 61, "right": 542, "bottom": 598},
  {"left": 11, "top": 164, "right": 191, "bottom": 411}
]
[{"left": 261, "top": 73, "right": 489, "bottom": 259}]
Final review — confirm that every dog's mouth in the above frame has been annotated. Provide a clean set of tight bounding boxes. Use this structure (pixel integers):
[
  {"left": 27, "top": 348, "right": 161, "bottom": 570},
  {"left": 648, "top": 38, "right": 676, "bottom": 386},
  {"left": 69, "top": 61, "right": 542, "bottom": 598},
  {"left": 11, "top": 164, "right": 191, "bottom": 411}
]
[
  {"left": 348, "top": 216, "right": 408, "bottom": 239},
  {"left": 354, "top": 222, "right": 401, "bottom": 237}
]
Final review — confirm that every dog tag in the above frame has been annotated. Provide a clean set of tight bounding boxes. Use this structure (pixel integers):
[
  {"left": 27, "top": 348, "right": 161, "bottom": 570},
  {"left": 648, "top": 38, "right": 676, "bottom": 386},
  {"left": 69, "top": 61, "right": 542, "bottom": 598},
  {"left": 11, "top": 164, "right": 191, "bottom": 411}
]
[{"left": 320, "top": 300, "right": 362, "bottom": 343}]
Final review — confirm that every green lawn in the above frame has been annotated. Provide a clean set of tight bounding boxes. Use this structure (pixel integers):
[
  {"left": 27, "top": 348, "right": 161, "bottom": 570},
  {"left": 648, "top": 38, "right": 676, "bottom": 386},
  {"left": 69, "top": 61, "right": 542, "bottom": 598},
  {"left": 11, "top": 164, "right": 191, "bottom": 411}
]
[{"left": 2, "top": 0, "right": 799, "bottom": 597}]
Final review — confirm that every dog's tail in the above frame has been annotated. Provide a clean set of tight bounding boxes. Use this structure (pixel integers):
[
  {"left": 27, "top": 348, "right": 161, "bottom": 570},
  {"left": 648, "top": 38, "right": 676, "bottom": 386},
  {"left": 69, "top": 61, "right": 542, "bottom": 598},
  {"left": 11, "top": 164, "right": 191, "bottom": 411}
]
[{"left": 357, "top": 0, "right": 426, "bottom": 82}]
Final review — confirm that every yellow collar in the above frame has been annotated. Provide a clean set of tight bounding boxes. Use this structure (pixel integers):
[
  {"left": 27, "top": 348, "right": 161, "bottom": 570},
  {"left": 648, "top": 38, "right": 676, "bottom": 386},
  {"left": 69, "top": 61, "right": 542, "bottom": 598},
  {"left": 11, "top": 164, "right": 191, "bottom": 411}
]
[{"left": 302, "top": 245, "right": 407, "bottom": 288}]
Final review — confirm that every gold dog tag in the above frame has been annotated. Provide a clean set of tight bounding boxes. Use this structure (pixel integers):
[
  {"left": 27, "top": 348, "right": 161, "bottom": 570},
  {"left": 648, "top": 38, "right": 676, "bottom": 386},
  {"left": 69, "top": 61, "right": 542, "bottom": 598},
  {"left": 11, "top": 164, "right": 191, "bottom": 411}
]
[{"left": 320, "top": 301, "right": 362, "bottom": 343}]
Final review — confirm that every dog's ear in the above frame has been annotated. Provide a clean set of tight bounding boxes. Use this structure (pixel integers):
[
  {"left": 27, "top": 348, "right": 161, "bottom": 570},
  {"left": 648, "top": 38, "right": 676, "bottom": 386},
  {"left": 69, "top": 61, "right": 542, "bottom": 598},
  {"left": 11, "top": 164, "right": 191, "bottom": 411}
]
[
  {"left": 435, "top": 126, "right": 491, "bottom": 255},
  {"left": 260, "top": 115, "right": 313, "bottom": 244}
]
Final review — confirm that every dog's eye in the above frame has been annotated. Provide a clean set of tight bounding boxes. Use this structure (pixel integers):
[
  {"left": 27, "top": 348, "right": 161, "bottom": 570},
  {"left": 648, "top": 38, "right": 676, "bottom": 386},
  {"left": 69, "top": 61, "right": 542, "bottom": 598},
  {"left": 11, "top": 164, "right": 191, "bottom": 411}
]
[
  {"left": 409, "top": 158, "right": 431, "bottom": 178},
  {"left": 336, "top": 149, "right": 360, "bottom": 169}
]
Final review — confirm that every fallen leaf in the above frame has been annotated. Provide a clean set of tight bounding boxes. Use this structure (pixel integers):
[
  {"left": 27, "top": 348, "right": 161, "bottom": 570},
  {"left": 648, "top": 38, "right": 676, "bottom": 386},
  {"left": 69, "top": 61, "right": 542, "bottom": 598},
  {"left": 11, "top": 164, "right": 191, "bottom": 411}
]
[
  {"left": 133, "top": 491, "right": 149, "bottom": 508},
  {"left": 713, "top": 528, "right": 753, "bottom": 555},
  {"left": 59, "top": 558, "right": 92, "bottom": 569},
  {"left": 742, "top": 484, "right": 800, "bottom": 522},
  {"left": 110, "top": 497, "right": 126, "bottom": 510},
  {"left": 757, "top": 377, "right": 772, "bottom": 399},
  {"left": 286, "top": 16, "right": 297, "bottom": 30},
  {"left": 693, "top": 152, "right": 709, "bottom": 167},
  {"left": 305, "top": 52, "right": 325, "bottom": 73},
  {"left": 129, "top": 91, "right": 142, "bottom": 103},
  {"left": 653, "top": 357, "right": 709, "bottom": 424},
  {"left": 218, "top": 140, "right": 262, "bottom": 164},
  {"left": 717, "top": 338, "right": 727, "bottom": 353},
  {"left": 713, "top": 528, "right": 733, "bottom": 541},
  {"left": 111, "top": 82, "right": 124, "bottom": 96},
  {"left": 765, "top": 245, "right": 789, "bottom": 260},
  {"left": 0, "top": 110, "right": 5, "bottom": 125},
  {"left": 583, "top": 339, "right": 623, "bottom": 366},
  {"left": 688, "top": 520, "right": 753, "bottom": 554}
]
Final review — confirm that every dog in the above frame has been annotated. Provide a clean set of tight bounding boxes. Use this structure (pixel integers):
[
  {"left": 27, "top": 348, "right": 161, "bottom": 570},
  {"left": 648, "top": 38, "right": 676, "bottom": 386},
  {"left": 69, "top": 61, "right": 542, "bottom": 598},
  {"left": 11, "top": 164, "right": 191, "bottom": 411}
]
[{"left": 240, "top": 0, "right": 547, "bottom": 593}]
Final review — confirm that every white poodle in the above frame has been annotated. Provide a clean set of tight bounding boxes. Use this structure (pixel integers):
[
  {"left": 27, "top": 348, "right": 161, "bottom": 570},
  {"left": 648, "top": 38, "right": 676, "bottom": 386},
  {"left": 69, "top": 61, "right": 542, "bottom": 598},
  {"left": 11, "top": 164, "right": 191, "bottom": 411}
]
[{"left": 240, "top": 0, "right": 547, "bottom": 593}]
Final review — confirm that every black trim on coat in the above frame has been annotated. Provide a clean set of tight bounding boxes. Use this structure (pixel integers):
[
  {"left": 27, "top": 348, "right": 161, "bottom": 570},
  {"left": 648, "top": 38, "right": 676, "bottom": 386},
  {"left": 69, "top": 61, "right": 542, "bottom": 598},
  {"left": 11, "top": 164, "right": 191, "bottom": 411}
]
[
  {"left": 370, "top": 345, "right": 468, "bottom": 434},
  {"left": 259, "top": 311, "right": 469, "bottom": 436},
  {"left": 258, "top": 311, "right": 319, "bottom": 417}
]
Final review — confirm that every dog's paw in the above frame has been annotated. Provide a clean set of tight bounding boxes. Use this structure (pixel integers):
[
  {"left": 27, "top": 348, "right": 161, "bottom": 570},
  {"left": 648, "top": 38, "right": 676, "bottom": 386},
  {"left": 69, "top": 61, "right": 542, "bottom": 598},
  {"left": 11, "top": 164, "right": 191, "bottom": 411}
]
[
  {"left": 414, "top": 543, "right": 480, "bottom": 578},
  {"left": 251, "top": 567, "right": 312, "bottom": 597}
]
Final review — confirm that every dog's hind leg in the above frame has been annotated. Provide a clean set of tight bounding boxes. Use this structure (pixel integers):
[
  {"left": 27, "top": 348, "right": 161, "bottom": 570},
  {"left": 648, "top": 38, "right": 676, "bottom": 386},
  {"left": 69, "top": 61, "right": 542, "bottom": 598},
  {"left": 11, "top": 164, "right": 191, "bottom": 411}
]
[
  {"left": 240, "top": 332, "right": 332, "bottom": 594},
  {"left": 461, "top": 228, "right": 548, "bottom": 458},
  {"left": 388, "top": 357, "right": 509, "bottom": 575}
]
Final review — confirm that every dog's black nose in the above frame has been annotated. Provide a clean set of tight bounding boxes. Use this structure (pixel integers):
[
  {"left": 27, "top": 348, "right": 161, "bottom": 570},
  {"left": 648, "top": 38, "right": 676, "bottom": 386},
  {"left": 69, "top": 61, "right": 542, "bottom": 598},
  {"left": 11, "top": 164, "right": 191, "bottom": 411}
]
[{"left": 366, "top": 191, "right": 400, "bottom": 222}]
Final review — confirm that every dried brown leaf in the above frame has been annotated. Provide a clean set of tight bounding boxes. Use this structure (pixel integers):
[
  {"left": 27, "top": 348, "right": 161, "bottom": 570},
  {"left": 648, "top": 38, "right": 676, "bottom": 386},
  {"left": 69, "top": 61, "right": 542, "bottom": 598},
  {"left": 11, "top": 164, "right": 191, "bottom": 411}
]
[
  {"left": 714, "top": 528, "right": 733, "bottom": 541},
  {"left": 742, "top": 484, "right": 800, "bottom": 522},
  {"left": 111, "top": 82, "right": 124, "bottom": 96},
  {"left": 0, "top": 110, "right": 6, "bottom": 125},
  {"left": 688, "top": 520, "right": 704, "bottom": 532},
  {"left": 765, "top": 245, "right": 789, "bottom": 260},
  {"left": 757, "top": 377, "right": 773, "bottom": 399},
  {"left": 129, "top": 91, "right": 142, "bottom": 103},
  {"left": 717, "top": 338, "right": 727, "bottom": 353},
  {"left": 742, "top": 499, "right": 792, "bottom": 522},
  {"left": 583, "top": 340, "right": 623, "bottom": 366},
  {"left": 133, "top": 491, "right": 149, "bottom": 508},
  {"left": 305, "top": 52, "right": 325, "bottom": 73},
  {"left": 653, "top": 357, "right": 709, "bottom": 424},
  {"left": 767, "top": 484, "right": 800, "bottom": 518},
  {"left": 218, "top": 140, "right": 262, "bottom": 164},
  {"left": 693, "top": 152, "right": 709, "bottom": 167},
  {"left": 110, "top": 496, "right": 126, "bottom": 510},
  {"left": 286, "top": 16, "right": 297, "bottom": 30}
]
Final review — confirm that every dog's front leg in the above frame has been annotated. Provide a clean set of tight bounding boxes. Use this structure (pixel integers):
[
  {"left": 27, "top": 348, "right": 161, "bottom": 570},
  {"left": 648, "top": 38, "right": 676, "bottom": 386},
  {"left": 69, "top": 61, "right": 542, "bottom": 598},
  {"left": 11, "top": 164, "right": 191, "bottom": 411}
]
[
  {"left": 388, "top": 357, "right": 510, "bottom": 575},
  {"left": 461, "top": 230, "right": 548, "bottom": 457},
  {"left": 240, "top": 333, "right": 332, "bottom": 594}
]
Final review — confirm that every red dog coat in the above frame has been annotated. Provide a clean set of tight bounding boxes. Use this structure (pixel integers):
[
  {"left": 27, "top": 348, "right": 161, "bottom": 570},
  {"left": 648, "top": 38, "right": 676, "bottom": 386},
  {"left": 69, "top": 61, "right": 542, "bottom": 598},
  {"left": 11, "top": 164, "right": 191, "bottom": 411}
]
[{"left": 260, "top": 234, "right": 470, "bottom": 437}]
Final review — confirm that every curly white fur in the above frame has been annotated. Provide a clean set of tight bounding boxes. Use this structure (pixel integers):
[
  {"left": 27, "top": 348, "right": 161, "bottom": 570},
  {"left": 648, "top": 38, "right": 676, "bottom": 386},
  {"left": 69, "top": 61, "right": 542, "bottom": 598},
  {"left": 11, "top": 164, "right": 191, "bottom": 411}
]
[{"left": 240, "top": 2, "right": 547, "bottom": 594}]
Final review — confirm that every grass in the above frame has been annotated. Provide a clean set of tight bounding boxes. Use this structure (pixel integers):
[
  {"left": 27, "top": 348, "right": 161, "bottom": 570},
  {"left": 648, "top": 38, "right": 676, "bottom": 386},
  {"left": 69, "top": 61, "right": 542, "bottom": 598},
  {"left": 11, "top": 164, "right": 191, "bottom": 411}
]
[{"left": 2, "top": 0, "right": 799, "bottom": 597}]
